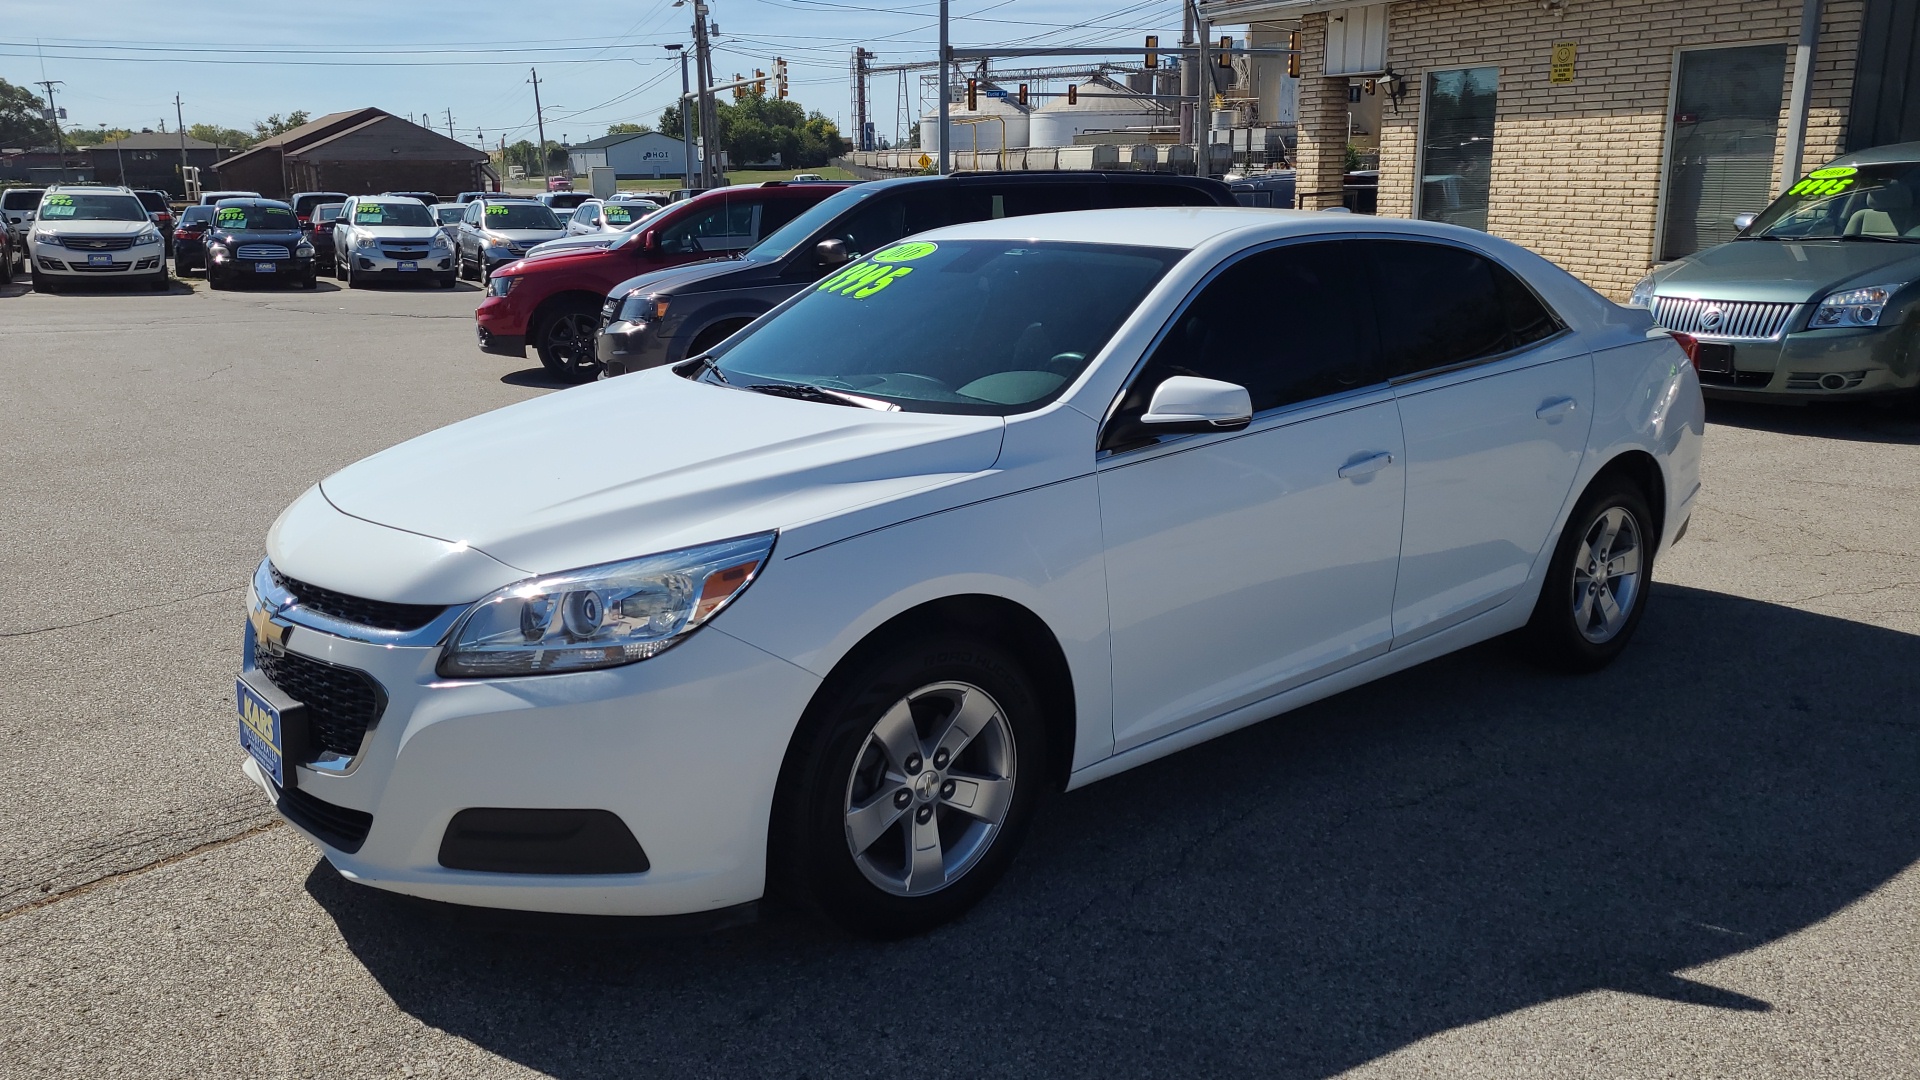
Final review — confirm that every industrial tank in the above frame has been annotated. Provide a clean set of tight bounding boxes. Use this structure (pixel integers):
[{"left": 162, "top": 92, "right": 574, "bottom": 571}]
[
  {"left": 1028, "top": 78, "right": 1170, "bottom": 148},
  {"left": 917, "top": 94, "right": 1031, "bottom": 153}
]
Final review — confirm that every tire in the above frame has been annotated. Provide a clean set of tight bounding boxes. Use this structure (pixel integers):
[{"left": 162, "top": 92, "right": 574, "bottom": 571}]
[
  {"left": 173, "top": 257, "right": 189, "bottom": 278},
  {"left": 345, "top": 262, "right": 361, "bottom": 289},
  {"left": 207, "top": 271, "right": 226, "bottom": 291},
  {"left": 686, "top": 319, "right": 751, "bottom": 359},
  {"left": 150, "top": 270, "right": 170, "bottom": 291},
  {"left": 1518, "top": 474, "right": 1656, "bottom": 672},
  {"left": 302, "top": 273, "right": 317, "bottom": 290},
  {"left": 533, "top": 299, "right": 605, "bottom": 382},
  {"left": 31, "top": 273, "right": 53, "bottom": 293},
  {"left": 458, "top": 250, "right": 477, "bottom": 282},
  {"left": 437, "top": 273, "right": 457, "bottom": 289},
  {"left": 335, "top": 255, "right": 349, "bottom": 283},
  {"left": 0, "top": 250, "right": 12, "bottom": 284},
  {"left": 771, "top": 634, "right": 1048, "bottom": 938}
]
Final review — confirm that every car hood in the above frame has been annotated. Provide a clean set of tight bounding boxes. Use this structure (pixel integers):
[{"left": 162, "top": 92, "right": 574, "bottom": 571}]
[
  {"left": 38, "top": 218, "right": 149, "bottom": 236},
  {"left": 525, "top": 232, "right": 633, "bottom": 259},
  {"left": 345, "top": 225, "right": 443, "bottom": 241},
  {"left": 1654, "top": 239, "right": 1920, "bottom": 303},
  {"left": 315, "top": 366, "right": 1006, "bottom": 581},
  {"left": 609, "top": 255, "right": 770, "bottom": 300},
  {"left": 210, "top": 228, "right": 304, "bottom": 245},
  {"left": 482, "top": 228, "right": 568, "bottom": 244}
]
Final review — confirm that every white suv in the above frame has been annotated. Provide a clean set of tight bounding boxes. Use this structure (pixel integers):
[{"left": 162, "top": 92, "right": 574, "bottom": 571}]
[{"left": 29, "top": 186, "right": 169, "bottom": 292}]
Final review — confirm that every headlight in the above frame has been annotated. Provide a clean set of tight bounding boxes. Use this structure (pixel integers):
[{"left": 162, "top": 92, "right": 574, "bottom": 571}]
[
  {"left": 436, "top": 533, "right": 776, "bottom": 677},
  {"left": 207, "top": 243, "right": 230, "bottom": 260},
  {"left": 295, "top": 240, "right": 315, "bottom": 256},
  {"left": 137, "top": 227, "right": 162, "bottom": 246},
  {"left": 1811, "top": 283, "right": 1900, "bottom": 328},
  {"left": 354, "top": 232, "right": 378, "bottom": 250},
  {"left": 619, "top": 292, "right": 671, "bottom": 321},
  {"left": 483, "top": 233, "right": 512, "bottom": 252},
  {"left": 1628, "top": 273, "right": 1657, "bottom": 309},
  {"left": 431, "top": 232, "right": 454, "bottom": 251},
  {"left": 487, "top": 273, "right": 517, "bottom": 297},
  {"left": 32, "top": 231, "right": 56, "bottom": 247}
]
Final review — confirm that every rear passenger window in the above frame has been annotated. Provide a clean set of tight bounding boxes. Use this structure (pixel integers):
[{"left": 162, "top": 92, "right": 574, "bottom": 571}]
[
  {"left": 830, "top": 191, "right": 949, "bottom": 256},
  {"left": 1106, "top": 241, "right": 1383, "bottom": 449},
  {"left": 1105, "top": 182, "right": 1218, "bottom": 208},
  {"left": 1360, "top": 240, "right": 1535, "bottom": 379}
]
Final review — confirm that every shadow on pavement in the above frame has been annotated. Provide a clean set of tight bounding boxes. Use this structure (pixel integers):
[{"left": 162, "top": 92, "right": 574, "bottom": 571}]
[
  {"left": 1706, "top": 397, "right": 1920, "bottom": 445},
  {"left": 309, "top": 584, "right": 1920, "bottom": 1079},
  {"left": 500, "top": 367, "right": 578, "bottom": 390}
]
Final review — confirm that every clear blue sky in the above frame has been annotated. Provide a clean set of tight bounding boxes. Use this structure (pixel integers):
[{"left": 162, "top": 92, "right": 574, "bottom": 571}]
[{"left": 3, "top": 0, "right": 1183, "bottom": 148}]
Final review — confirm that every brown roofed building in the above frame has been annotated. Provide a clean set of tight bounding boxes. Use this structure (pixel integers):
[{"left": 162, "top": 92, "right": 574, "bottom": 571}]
[
  {"left": 83, "top": 132, "right": 236, "bottom": 196},
  {"left": 212, "top": 108, "right": 495, "bottom": 199}
]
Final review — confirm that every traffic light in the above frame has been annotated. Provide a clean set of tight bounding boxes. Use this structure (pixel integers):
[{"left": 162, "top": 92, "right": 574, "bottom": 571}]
[
  {"left": 1287, "top": 31, "right": 1301, "bottom": 78},
  {"left": 1218, "top": 35, "right": 1233, "bottom": 69},
  {"left": 732, "top": 74, "right": 744, "bottom": 101},
  {"left": 1067, "top": 84, "right": 1077, "bottom": 105},
  {"left": 755, "top": 68, "right": 766, "bottom": 95},
  {"left": 967, "top": 78, "right": 977, "bottom": 110},
  {"left": 1144, "top": 35, "right": 1158, "bottom": 68},
  {"left": 775, "top": 57, "right": 789, "bottom": 99},
  {"left": 1018, "top": 83, "right": 1028, "bottom": 106}
]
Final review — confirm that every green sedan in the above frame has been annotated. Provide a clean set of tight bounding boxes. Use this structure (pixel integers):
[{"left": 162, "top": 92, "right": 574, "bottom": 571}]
[{"left": 1632, "top": 141, "right": 1919, "bottom": 401}]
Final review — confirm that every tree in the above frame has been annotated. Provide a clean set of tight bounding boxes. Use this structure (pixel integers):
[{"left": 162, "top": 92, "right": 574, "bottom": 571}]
[
  {"left": 0, "top": 77, "right": 52, "bottom": 149},
  {"left": 187, "top": 123, "right": 251, "bottom": 149},
  {"left": 64, "top": 128, "right": 133, "bottom": 147},
  {"left": 607, "top": 122, "right": 652, "bottom": 136},
  {"left": 251, "top": 111, "right": 310, "bottom": 141},
  {"left": 658, "top": 103, "right": 692, "bottom": 141}
]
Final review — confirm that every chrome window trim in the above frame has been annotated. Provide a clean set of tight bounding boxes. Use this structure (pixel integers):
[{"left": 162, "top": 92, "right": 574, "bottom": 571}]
[{"left": 252, "top": 557, "right": 468, "bottom": 647}]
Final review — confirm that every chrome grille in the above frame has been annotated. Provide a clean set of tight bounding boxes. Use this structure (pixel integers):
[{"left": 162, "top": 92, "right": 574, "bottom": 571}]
[
  {"left": 57, "top": 235, "right": 136, "bottom": 251},
  {"left": 236, "top": 243, "right": 290, "bottom": 259},
  {"left": 1651, "top": 296, "right": 1797, "bottom": 341}
]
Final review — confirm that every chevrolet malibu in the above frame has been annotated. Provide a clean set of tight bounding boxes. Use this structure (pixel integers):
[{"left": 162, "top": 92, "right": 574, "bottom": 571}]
[{"left": 239, "top": 209, "right": 1703, "bottom": 936}]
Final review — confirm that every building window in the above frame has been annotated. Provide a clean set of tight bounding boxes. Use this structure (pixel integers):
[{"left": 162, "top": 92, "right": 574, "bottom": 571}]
[
  {"left": 1419, "top": 67, "right": 1497, "bottom": 231},
  {"left": 1659, "top": 45, "right": 1788, "bottom": 260}
]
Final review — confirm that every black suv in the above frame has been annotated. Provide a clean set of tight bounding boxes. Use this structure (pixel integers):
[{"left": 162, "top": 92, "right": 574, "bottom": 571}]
[
  {"left": 595, "top": 172, "right": 1234, "bottom": 377},
  {"left": 204, "top": 199, "right": 317, "bottom": 289}
]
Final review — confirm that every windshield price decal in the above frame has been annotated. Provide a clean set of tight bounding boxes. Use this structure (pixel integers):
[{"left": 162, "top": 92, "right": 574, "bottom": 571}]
[
  {"left": 1789, "top": 166, "right": 1858, "bottom": 198},
  {"left": 817, "top": 242, "right": 937, "bottom": 300},
  {"left": 354, "top": 206, "right": 385, "bottom": 222},
  {"left": 217, "top": 207, "right": 247, "bottom": 221},
  {"left": 605, "top": 207, "right": 632, "bottom": 223},
  {"left": 44, "top": 194, "right": 73, "bottom": 206},
  {"left": 872, "top": 241, "right": 936, "bottom": 263},
  {"left": 41, "top": 193, "right": 75, "bottom": 217},
  {"left": 485, "top": 204, "right": 511, "bottom": 216}
]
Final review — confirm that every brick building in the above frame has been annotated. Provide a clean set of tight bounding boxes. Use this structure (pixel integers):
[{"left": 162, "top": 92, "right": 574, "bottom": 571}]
[
  {"left": 212, "top": 108, "right": 494, "bottom": 200},
  {"left": 1201, "top": 0, "right": 1919, "bottom": 299},
  {"left": 83, "top": 133, "right": 234, "bottom": 196}
]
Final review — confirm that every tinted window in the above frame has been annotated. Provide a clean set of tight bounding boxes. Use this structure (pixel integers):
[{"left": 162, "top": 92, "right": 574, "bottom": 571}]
[
  {"left": 708, "top": 240, "right": 1180, "bottom": 415},
  {"left": 828, "top": 190, "right": 950, "bottom": 256},
  {"left": 314, "top": 205, "right": 344, "bottom": 223},
  {"left": 135, "top": 191, "right": 169, "bottom": 212},
  {"left": 1106, "top": 242, "right": 1381, "bottom": 449},
  {"left": 1360, "top": 240, "right": 1513, "bottom": 378},
  {"left": 1104, "top": 181, "right": 1221, "bottom": 208},
  {"left": 478, "top": 203, "right": 560, "bottom": 229},
  {"left": 656, "top": 197, "right": 757, "bottom": 252},
  {"left": 1, "top": 189, "right": 44, "bottom": 211},
  {"left": 745, "top": 184, "right": 872, "bottom": 261},
  {"left": 214, "top": 204, "right": 296, "bottom": 230},
  {"left": 1496, "top": 266, "right": 1560, "bottom": 348},
  {"left": 180, "top": 206, "right": 216, "bottom": 225},
  {"left": 954, "top": 184, "right": 1094, "bottom": 219},
  {"left": 350, "top": 201, "right": 434, "bottom": 227},
  {"left": 39, "top": 192, "right": 147, "bottom": 222}
]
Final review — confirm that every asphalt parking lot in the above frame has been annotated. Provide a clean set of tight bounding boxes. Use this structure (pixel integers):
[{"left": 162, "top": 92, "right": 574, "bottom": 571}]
[{"left": 2, "top": 273, "right": 1918, "bottom": 1080}]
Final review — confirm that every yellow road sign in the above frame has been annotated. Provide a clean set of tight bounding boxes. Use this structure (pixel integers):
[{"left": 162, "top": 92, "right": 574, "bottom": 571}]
[{"left": 917, "top": 153, "right": 933, "bottom": 168}]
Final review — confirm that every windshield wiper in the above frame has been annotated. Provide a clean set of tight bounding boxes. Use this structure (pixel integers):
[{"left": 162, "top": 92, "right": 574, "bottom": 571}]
[
  {"left": 687, "top": 353, "right": 729, "bottom": 385},
  {"left": 742, "top": 382, "right": 898, "bottom": 411},
  {"left": 1837, "top": 233, "right": 1913, "bottom": 243}
]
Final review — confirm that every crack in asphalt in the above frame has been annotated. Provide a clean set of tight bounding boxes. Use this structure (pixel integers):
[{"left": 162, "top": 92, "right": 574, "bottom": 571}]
[
  {"left": 0, "top": 584, "right": 247, "bottom": 639},
  {"left": 0, "top": 820, "right": 281, "bottom": 923}
]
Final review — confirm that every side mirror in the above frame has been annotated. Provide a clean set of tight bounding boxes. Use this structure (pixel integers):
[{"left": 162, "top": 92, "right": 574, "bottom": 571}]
[
  {"left": 1141, "top": 376, "right": 1253, "bottom": 432},
  {"left": 1733, "top": 212, "right": 1758, "bottom": 231},
  {"left": 815, "top": 238, "right": 850, "bottom": 268},
  {"left": 640, "top": 230, "right": 658, "bottom": 253}
]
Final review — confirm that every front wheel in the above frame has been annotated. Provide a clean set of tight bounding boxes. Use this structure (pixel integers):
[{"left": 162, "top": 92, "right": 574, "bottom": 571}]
[
  {"left": 772, "top": 635, "right": 1047, "bottom": 938},
  {"left": 1518, "top": 476, "right": 1655, "bottom": 672},
  {"left": 533, "top": 300, "right": 604, "bottom": 382}
]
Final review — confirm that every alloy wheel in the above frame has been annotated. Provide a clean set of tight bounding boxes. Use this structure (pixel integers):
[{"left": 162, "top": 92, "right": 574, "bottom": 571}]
[
  {"left": 841, "top": 680, "right": 1017, "bottom": 897},
  {"left": 544, "top": 311, "right": 600, "bottom": 374},
  {"left": 1571, "top": 506, "right": 1643, "bottom": 643}
]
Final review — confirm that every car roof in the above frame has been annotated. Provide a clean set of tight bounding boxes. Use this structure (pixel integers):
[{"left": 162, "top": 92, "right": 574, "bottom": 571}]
[
  {"left": 1825, "top": 140, "right": 1920, "bottom": 168},
  {"left": 353, "top": 195, "right": 426, "bottom": 205},
  {"left": 213, "top": 197, "right": 292, "bottom": 208}
]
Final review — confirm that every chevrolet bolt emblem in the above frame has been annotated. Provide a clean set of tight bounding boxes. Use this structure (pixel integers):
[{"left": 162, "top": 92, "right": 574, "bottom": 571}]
[{"left": 250, "top": 601, "right": 291, "bottom": 656}]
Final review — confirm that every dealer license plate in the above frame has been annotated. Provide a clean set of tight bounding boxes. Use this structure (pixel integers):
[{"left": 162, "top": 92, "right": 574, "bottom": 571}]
[
  {"left": 397, "top": 260, "right": 417, "bottom": 272},
  {"left": 255, "top": 262, "right": 277, "bottom": 273},
  {"left": 236, "top": 677, "right": 285, "bottom": 788},
  {"left": 1695, "top": 342, "right": 1735, "bottom": 375},
  {"left": 87, "top": 252, "right": 113, "bottom": 266}
]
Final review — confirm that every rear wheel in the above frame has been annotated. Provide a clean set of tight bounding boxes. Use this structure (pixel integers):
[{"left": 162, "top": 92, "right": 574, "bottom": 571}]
[
  {"left": 1518, "top": 475, "right": 1655, "bottom": 672},
  {"left": 686, "top": 319, "right": 752, "bottom": 359},
  {"left": 335, "top": 255, "right": 349, "bottom": 282},
  {"left": 533, "top": 299, "right": 603, "bottom": 382},
  {"left": 772, "top": 635, "right": 1047, "bottom": 938}
]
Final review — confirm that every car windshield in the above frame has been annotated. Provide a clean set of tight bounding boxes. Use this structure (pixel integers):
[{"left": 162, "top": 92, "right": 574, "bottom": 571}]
[
  {"left": 135, "top": 191, "right": 169, "bottom": 212},
  {"left": 745, "top": 184, "right": 875, "bottom": 261},
  {"left": 350, "top": 201, "right": 434, "bottom": 227},
  {"left": 702, "top": 240, "right": 1182, "bottom": 415},
  {"left": 214, "top": 204, "right": 296, "bottom": 230},
  {"left": 314, "top": 204, "right": 344, "bottom": 223},
  {"left": 1745, "top": 162, "right": 1920, "bottom": 241},
  {"left": 2, "top": 189, "right": 44, "bottom": 210},
  {"left": 180, "top": 206, "right": 216, "bottom": 224},
  {"left": 436, "top": 205, "right": 466, "bottom": 224},
  {"left": 39, "top": 193, "right": 147, "bottom": 222},
  {"left": 481, "top": 203, "right": 560, "bottom": 229},
  {"left": 545, "top": 193, "right": 590, "bottom": 210}
]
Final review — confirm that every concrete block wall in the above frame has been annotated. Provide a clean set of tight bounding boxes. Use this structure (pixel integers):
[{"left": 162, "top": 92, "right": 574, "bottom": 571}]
[{"left": 1346, "top": 0, "right": 1863, "bottom": 300}]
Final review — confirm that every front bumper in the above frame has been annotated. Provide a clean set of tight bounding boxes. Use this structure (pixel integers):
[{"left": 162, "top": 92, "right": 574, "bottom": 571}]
[
  {"left": 595, "top": 317, "right": 675, "bottom": 376},
  {"left": 212, "top": 255, "right": 314, "bottom": 280},
  {"left": 476, "top": 324, "right": 527, "bottom": 357},
  {"left": 1691, "top": 322, "right": 1919, "bottom": 401},
  {"left": 33, "top": 241, "right": 166, "bottom": 278},
  {"left": 348, "top": 249, "right": 455, "bottom": 276},
  {"left": 239, "top": 578, "right": 819, "bottom": 916},
  {"left": 475, "top": 293, "right": 532, "bottom": 353}
]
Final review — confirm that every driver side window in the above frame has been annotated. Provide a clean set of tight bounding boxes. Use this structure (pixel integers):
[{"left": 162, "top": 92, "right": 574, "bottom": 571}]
[{"left": 1104, "top": 241, "right": 1383, "bottom": 451}]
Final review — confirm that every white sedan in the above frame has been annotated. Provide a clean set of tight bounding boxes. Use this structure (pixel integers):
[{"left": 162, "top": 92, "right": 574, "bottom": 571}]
[{"left": 239, "top": 209, "right": 1703, "bottom": 936}]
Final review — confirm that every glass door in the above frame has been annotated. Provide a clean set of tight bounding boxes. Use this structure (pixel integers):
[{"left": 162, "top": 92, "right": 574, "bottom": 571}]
[
  {"left": 1419, "top": 67, "right": 1499, "bottom": 231},
  {"left": 1660, "top": 45, "right": 1788, "bottom": 260}
]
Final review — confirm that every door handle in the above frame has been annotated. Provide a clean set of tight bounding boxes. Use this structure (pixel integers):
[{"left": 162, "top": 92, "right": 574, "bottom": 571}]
[
  {"left": 1535, "top": 397, "right": 1578, "bottom": 422},
  {"left": 1337, "top": 451, "right": 1394, "bottom": 480}
]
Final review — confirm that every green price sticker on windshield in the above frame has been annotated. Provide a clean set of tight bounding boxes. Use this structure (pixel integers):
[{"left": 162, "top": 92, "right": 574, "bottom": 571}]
[
  {"left": 485, "top": 204, "right": 511, "bottom": 216},
  {"left": 355, "top": 206, "right": 385, "bottom": 222},
  {"left": 218, "top": 207, "right": 246, "bottom": 221},
  {"left": 1790, "top": 166, "right": 1858, "bottom": 198},
  {"left": 606, "top": 207, "right": 631, "bottom": 223},
  {"left": 44, "top": 194, "right": 73, "bottom": 206},
  {"left": 871, "top": 241, "right": 937, "bottom": 263},
  {"left": 817, "top": 241, "right": 935, "bottom": 300}
]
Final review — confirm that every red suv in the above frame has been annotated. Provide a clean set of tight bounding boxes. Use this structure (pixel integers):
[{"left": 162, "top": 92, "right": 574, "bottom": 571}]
[{"left": 476, "top": 182, "right": 849, "bottom": 380}]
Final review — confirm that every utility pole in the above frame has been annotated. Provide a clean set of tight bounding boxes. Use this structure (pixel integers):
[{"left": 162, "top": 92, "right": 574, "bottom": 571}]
[
  {"left": 852, "top": 48, "right": 873, "bottom": 152},
  {"left": 444, "top": 108, "right": 455, "bottom": 140},
  {"left": 668, "top": 44, "right": 695, "bottom": 190},
  {"left": 1179, "top": 0, "right": 1196, "bottom": 147},
  {"left": 691, "top": 1, "right": 718, "bottom": 188},
  {"left": 35, "top": 80, "right": 67, "bottom": 183},
  {"left": 937, "top": 0, "right": 950, "bottom": 174},
  {"left": 174, "top": 93, "right": 189, "bottom": 196},
  {"left": 529, "top": 67, "right": 549, "bottom": 182}
]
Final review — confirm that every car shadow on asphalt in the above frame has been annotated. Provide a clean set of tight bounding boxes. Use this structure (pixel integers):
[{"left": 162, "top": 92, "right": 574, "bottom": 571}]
[
  {"left": 500, "top": 367, "right": 581, "bottom": 390},
  {"left": 1706, "top": 397, "right": 1920, "bottom": 445},
  {"left": 305, "top": 584, "right": 1920, "bottom": 1079}
]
